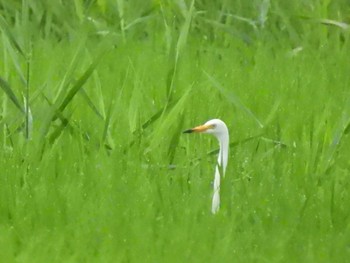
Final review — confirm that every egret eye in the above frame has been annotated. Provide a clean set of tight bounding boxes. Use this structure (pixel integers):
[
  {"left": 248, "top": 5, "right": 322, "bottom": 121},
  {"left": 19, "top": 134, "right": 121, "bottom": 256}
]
[{"left": 210, "top": 124, "right": 216, "bottom": 129}]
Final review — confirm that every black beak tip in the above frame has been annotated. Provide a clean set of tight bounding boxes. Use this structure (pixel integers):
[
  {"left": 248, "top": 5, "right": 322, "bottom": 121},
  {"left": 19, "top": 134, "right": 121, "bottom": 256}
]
[{"left": 183, "top": 129, "right": 193, "bottom": 134}]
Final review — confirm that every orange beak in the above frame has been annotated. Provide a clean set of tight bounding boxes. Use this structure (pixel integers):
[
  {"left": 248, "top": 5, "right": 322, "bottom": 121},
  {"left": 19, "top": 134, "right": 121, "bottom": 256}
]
[{"left": 183, "top": 124, "right": 213, "bottom": 133}]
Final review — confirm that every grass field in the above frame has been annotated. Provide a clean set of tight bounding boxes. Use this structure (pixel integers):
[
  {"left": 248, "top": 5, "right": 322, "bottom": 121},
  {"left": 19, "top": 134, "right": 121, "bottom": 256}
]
[{"left": 1, "top": 1, "right": 350, "bottom": 262}]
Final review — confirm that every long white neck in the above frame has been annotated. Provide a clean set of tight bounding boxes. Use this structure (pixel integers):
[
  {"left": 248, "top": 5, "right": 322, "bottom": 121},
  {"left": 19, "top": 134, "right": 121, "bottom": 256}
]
[
  {"left": 217, "top": 132, "right": 229, "bottom": 176},
  {"left": 211, "top": 130, "right": 229, "bottom": 214}
]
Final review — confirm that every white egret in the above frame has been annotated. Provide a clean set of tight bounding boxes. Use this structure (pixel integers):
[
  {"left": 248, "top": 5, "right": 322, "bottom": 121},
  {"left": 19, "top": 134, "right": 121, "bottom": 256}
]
[{"left": 184, "top": 119, "right": 229, "bottom": 214}]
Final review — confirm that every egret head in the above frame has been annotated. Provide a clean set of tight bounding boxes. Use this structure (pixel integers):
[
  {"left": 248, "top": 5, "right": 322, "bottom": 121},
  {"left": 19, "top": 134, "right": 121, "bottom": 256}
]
[{"left": 183, "top": 119, "right": 228, "bottom": 139}]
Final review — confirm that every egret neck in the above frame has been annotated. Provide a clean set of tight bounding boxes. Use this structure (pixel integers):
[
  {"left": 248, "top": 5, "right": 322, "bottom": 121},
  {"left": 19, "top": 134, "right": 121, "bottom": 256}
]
[{"left": 183, "top": 119, "right": 229, "bottom": 214}]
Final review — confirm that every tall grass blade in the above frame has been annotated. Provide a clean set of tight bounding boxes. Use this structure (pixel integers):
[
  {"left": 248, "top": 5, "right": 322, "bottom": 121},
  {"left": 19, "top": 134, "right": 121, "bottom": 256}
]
[
  {"left": 220, "top": 12, "right": 258, "bottom": 30},
  {"left": 53, "top": 41, "right": 87, "bottom": 102},
  {"left": 102, "top": 100, "right": 114, "bottom": 151},
  {"left": 124, "top": 14, "right": 156, "bottom": 31},
  {"left": 323, "top": 115, "right": 350, "bottom": 173},
  {"left": 103, "top": 64, "right": 131, "bottom": 151},
  {"left": 299, "top": 16, "right": 350, "bottom": 30},
  {"left": 4, "top": 123, "right": 14, "bottom": 148},
  {"left": 149, "top": 88, "right": 191, "bottom": 153},
  {"left": 48, "top": 113, "right": 71, "bottom": 145},
  {"left": 25, "top": 59, "right": 31, "bottom": 140},
  {"left": 0, "top": 15, "right": 25, "bottom": 57},
  {"left": 40, "top": 93, "right": 74, "bottom": 142},
  {"left": 23, "top": 95, "right": 33, "bottom": 140},
  {"left": 2, "top": 36, "right": 26, "bottom": 85},
  {"left": 40, "top": 58, "right": 101, "bottom": 140},
  {"left": 167, "top": 113, "right": 185, "bottom": 164},
  {"left": 80, "top": 88, "right": 104, "bottom": 120},
  {"left": 166, "top": 0, "right": 195, "bottom": 101},
  {"left": 264, "top": 99, "right": 281, "bottom": 126},
  {"left": 257, "top": 0, "right": 270, "bottom": 28},
  {"left": 117, "top": 0, "right": 126, "bottom": 41},
  {"left": 56, "top": 61, "right": 100, "bottom": 116},
  {"left": 204, "top": 71, "right": 264, "bottom": 128},
  {"left": 319, "top": 19, "right": 349, "bottom": 30},
  {"left": 126, "top": 100, "right": 178, "bottom": 152},
  {"left": 176, "top": 0, "right": 195, "bottom": 56},
  {"left": 0, "top": 77, "right": 24, "bottom": 113},
  {"left": 141, "top": 100, "right": 177, "bottom": 131}
]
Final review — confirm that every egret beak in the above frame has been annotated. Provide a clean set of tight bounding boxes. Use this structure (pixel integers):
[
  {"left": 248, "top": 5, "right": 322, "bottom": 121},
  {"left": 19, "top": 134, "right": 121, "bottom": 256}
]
[{"left": 183, "top": 124, "right": 212, "bottom": 133}]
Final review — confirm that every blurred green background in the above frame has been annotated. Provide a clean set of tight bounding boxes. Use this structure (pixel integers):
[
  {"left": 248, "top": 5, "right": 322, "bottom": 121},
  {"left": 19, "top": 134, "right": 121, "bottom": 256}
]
[{"left": 0, "top": 0, "right": 350, "bottom": 262}]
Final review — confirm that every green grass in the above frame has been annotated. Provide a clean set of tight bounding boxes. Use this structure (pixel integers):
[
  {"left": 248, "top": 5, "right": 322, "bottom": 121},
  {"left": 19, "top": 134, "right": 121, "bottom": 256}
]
[{"left": 1, "top": 0, "right": 350, "bottom": 262}]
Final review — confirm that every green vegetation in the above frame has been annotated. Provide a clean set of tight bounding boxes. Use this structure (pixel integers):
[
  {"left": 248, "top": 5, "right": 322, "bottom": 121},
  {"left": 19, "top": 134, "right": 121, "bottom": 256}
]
[{"left": 1, "top": 0, "right": 350, "bottom": 262}]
